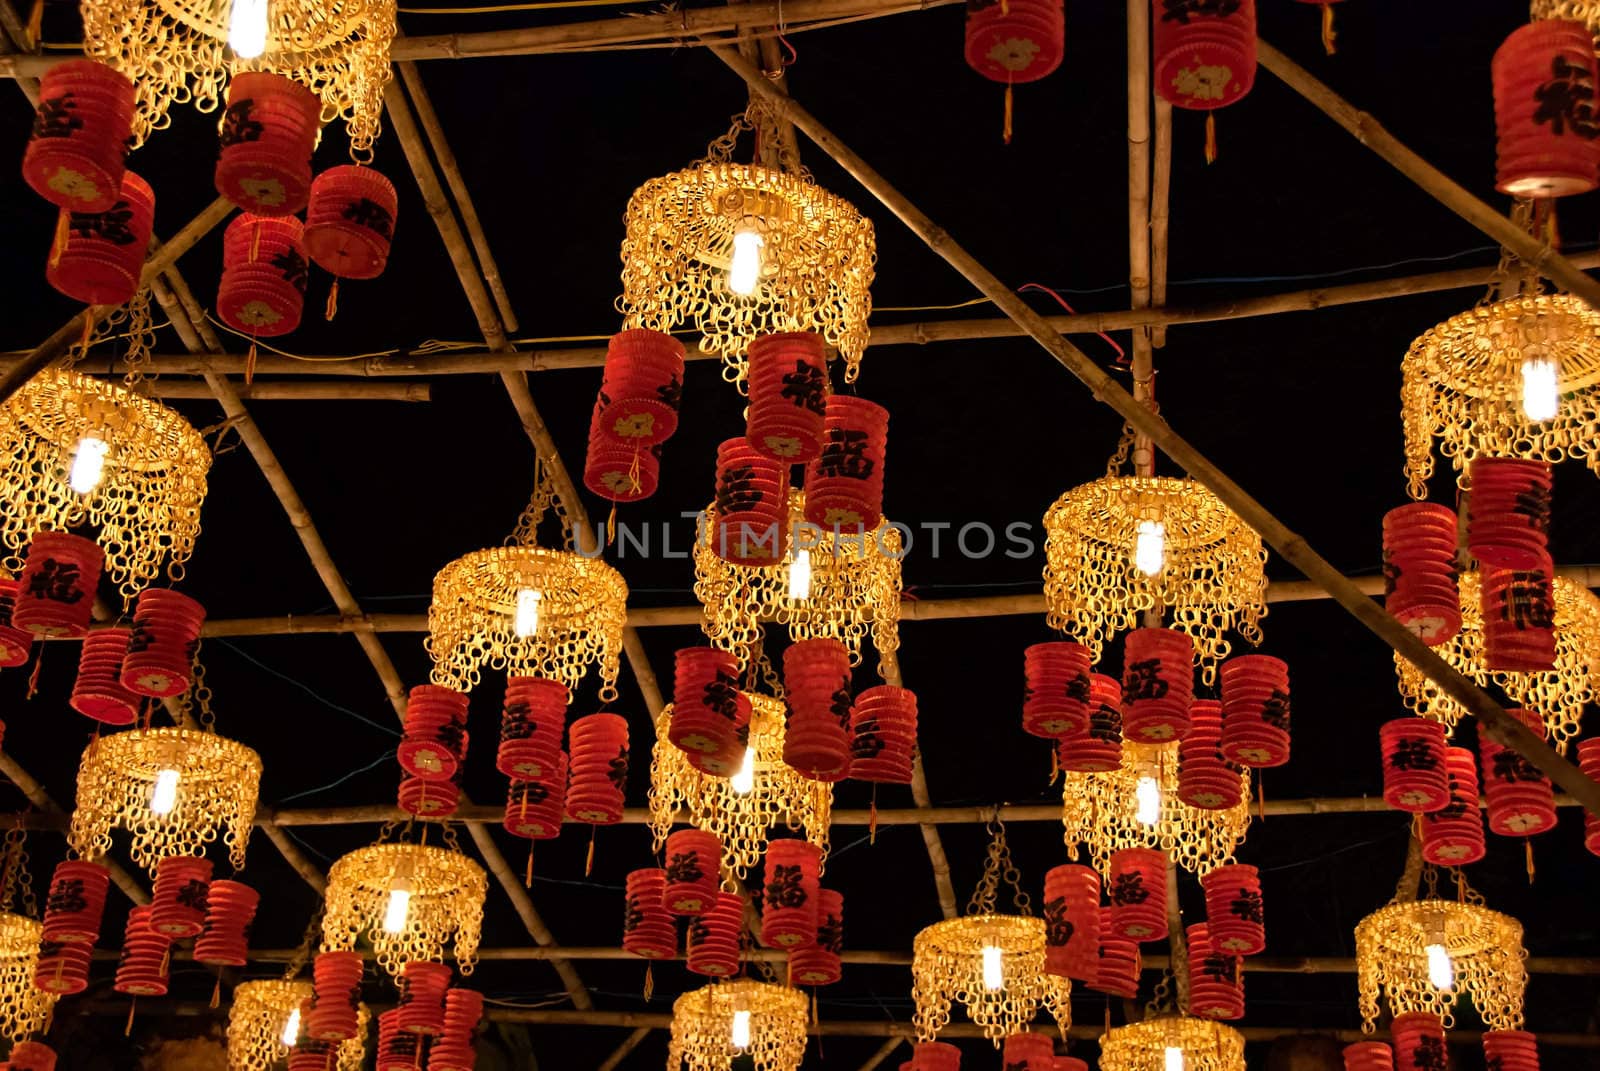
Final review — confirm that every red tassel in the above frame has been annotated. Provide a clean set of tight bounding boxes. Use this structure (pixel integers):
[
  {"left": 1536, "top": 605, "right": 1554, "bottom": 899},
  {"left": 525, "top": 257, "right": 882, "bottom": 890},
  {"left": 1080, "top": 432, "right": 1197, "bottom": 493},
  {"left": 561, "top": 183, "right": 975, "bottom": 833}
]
[
  {"left": 245, "top": 339, "right": 258, "bottom": 386},
  {"left": 1320, "top": 3, "right": 1336, "bottom": 56},
  {"left": 25, "top": 648, "right": 42, "bottom": 701},
  {"left": 1205, "top": 113, "right": 1218, "bottom": 165}
]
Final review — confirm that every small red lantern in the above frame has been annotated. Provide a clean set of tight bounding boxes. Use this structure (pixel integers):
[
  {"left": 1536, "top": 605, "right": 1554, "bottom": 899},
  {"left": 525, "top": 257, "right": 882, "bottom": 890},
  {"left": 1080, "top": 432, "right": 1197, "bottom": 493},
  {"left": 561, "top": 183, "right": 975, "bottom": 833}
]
[
  {"left": 498, "top": 676, "right": 568, "bottom": 780},
  {"left": 1107, "top": 847, "right": 1167, "bottom": 942},
  {"left": 14, "top": 531, "right": 103, "bottom": 637},
  {"left": 848, "top": 685, "right": 917, "bottom": 784},
  {"left": 1042, "top": 863, "right": 1099, "bottom": 982},
  {"left": 0, "top": 579, "right": 32, "bottom": 668},
  {"left": 1087, "top": 905, "right": 1141, "bottom": 997},
  {"left": 1185, "top": 922, "right": 1244, "bottom": 1020},
  {"left": 70, "top": 627, "right": 140, "bottom": 725},
  {"left": 1057, "top": 673, "right": 1123, "bottom": 772},
  {"left": 1468, "top": 458, "right": 1552, "bottom": 570},
  {"left": 1201, "top": 863, "right": 1264, "bottom": 956},
  {"left": 1481, "top": 558, "right": 1557, "bottom": 672},
  {"left": 747, "top": 332, "right": 828, "bottom": 464},
  {"left": 34, "top": 940, "right": 92, "bottom": 995},
  {"left": 1493, "top": 20, "right": 1600, "bottom": 198},
  {"left": 400, "top": 772, "right": 462, "bottom": 820},
  {"left": 215, "top": 72, "right": 320, "bottom": 216},
  {"left": 910, "top": 1042, "right": 961, "bottom": 1071},
  {"left": 122, "top": 588, "right": 206, "bottom": 698},
  {"left": 193, "top": 879, "right": 258, "bottom": 968},
  {"left": 1580, "top": 739, "right": 1600, "bottom": 857},
  {"left": 662, "top": 829, "right": 722, "bottom": 915},
  {"left": 1153, "top": 0, "right": 1256, "bottom": 112},
  {"left": 1022, "top": 641, "right": 1093, "bottom": 739},
  {"left": 150, "top": 855, "right": 211, "bottom": 938},
  {"left": 430, "top": 988, "right": 484, "bottom": 1071},
  {"left": 45, "top": 170, "right": 154, "bottom": 307},
  {"left": 964, "top": 0, "right": 1065, "bottom": 144},
  {"left": 593, "top": 329, "right": 685, "bottom": 449},
  {"left": 1122, "top": 627, "right": 1194, "bottom": 743},
  {"left": 760, "top": 838, "right": 822, "bottom": 948},
  {"left": 7, "top": 1041, "right": 56, "bottom": 1071},
  {"left": 622, "top": 868, "right": 677, "bottom": 959},
  {"left": 289, "top": 1035, "right": 336, "bottom": 1071},
  {"left": 1382, "top": 503, "right": 1461, "bottom": 646},
  {"left": 113, "top": 904, "right": 170, "bottom": 996},
  {"left": 1178, "top": 699, "right": 1242, "bottom": 810},
  {"left": 304, "top": 165, "right": 397, "bottom": 280},
  {"left": 307, "top": 950, "right": 365, "bottom": 1040},
  {"left": 1219, "top": 653, "right": 1290, "bottom": 767},
  {"left": 1379, "top": 717, "right": 1450, "bottom": 813},
  {"left": 1001, "top": 1032, "right": 1055, "bottom": 1071},
  {"left": 804, "top": 396, "right": 888, "bottom": 532},
  {"left": 1482, "top": 1030, "right": 1540, "bottom": 1071},
  {"left": 565, "top": 713, "right": 629, "bottom": 825},
  {"left": 398, "top": 684, "right": 470, "bottom": 783},
  {"left": 378, "top": 1008, "right": 418, "bottom": 1068},
  {"left": 23, "top": 60, "right": 135, "bottom": 213},
  {"left": 584, "top": 410, "right": 662, "bottom": 504},
  {"left": 219, "top": 213, "right": 309, "bottom": 339},
  {"left": 715, "top": 437, "right": 790, "bottom": 565},
  {"left": 790, "top": 887, "right": 843, "bottom": 986},
  {"left": 782, "top": 637, "right": 853, "bottom": 781},
  {"left": 1389, "top": 1012, "right": 1448, "bottom": 1071},
  {"left": 1342, "top": 1041, "right": 1395, "bottom": 1071},
  {"left": 397, "top": 960, "right": 452, "bottom": 1036},
  {"left": 1421, "top": 746, "right": 1486, "bottom": 867},
  {"left": 686, "top": 891, "right": 743, "bottom": 977},
  {"left": 42, "top": 859, "right": 109, "bottom": 945},
  {"left": 670, "top": 647, "right": 749, "bottom": 774},
  {"left": 1479, "top": 708, "right": 1557, "bottom": 837},
  {"left": 502, "top": 761, "right": 565, "bottom": 839}
]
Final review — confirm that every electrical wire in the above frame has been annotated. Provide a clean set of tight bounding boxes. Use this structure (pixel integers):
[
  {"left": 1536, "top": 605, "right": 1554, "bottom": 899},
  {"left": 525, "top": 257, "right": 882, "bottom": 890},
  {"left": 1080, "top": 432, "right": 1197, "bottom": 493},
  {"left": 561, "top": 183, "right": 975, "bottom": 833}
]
[
  {"left": 213, "top": 638, "right": 404, "bottom": 739},
  {"left": 277, "top": 749, "right": 397, "bottom": 803},
  {"left": 400, "top": 0, "right": 642, "bottom": 11}
]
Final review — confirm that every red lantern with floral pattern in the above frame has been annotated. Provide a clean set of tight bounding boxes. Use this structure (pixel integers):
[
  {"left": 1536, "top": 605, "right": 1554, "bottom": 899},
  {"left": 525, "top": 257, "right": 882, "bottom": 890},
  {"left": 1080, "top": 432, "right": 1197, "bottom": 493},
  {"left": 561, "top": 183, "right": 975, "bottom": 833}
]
[
  {"left": 113, "top": 905, "right": 170, "bottom": 996},
  {"left": 715, "top": 437, "right": 790, "bottom": 566},
  {"left": 121, "top": 588, "right": 205, "bottom": 698},
  {"left": 1185, "top": 922, "right": 1244, "bottom": 1020},
  {"left": 1201, "top": 863, "right": 1263, "bottom": 956},
  {"left": 1421, "top": 746, "right": 1486, "bottom": 867},
  {"left": 1122, "top": 627, "right": 1193, "bottom": 743},
  {"left": 803, "top": 396, "right": 888, "bottom": 532},
  {"left": 849, "top": 685, "right": 917, "bottom": 784},
  {"left": 783, "top": 637, "right": 853, "bottom": 781},
  {"left": 399, "top": 684, "right": 470, "bottom": 783},
  {"left": 1153, "top": 0, "right": 1257, "bottom": 111},
  {"left": 1087, "top": 905, "right": 1141, "bottom": 997},
  {"left": 23, "top": 60, "right": 135, "bottom": 213},
  {"left": 304, "top": 165, "right": 398, "bottom": 280},
  {"left": 1108, "top": 847, "right": 1167, "bottom": 942},
  {"left": 662, "top": 829, "right": 722, "bottom": 915},
  {"left": 790, "top": 888, "right": 844, "bottom": 986},
  {"left": 747, "top": 332, "right": 828, "bottom": 464},
  {"left": 215, "top": 72, "right": 319, "bottom": 216},
  {"left": 1023, "top": 641, "right": 1093, "bottom": 739},
  {"left": 1478, "top": 708, "right": 1558, "bottom": 838},
  {"left": 1178, "top": 699, "right": 1242, "bottom": 810},
  {"left": 150, "top": 855, "right": 210, "bottom": 938},
  {"left": 623, "top": 868, "right": 676, "bottom": 960},
  {"left": 45, "top": 171, "right": 153, "bottom": 306},
  {"left": 1380, "top": 717, "right": 1450, "bottom": 813},
  {"left": 1382, "top": 502, "right": 1461, "bottom": 646},
  {"left": 307, "top": 950, "right": 364, "bottom": 1041},
  {"left": 686, "top": 891, "right": 743, "bottom": 977},
  {"left": 760, "top": 838, "right": 822, "bottom": 949},
  {"left": 219, "top": 213, "right": 309, "bottom": 338},
  {"left": 1389, "top": 1012, "right": 1448, "bottom": 1071},
  {"left": 566, "top": 713, "right": 629, "bottom": 825},
  {"left": 397, "top": 960, "right": 451, "bottom": 1036},
  {"left": 670, "top": 647, "right": 749, "bottom": 775},
  {"left": 498, "top": 676, "right": 568, "bottom": 780},
  {"left": 194, "top": 879, "right": 257, "bottom": 968},
  {"left": 1042, "top": 863, "right": 1099, "bottom": 982},
  {"left": 1057, "top": 673, "right": 1123, "bottom": 772}
]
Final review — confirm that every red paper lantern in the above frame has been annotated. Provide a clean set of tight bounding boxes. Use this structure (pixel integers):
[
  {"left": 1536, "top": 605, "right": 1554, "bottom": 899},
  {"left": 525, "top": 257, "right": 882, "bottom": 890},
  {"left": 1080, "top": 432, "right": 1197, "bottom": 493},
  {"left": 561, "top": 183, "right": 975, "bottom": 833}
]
[
  {"left": 849, "top": 685, "right": 917, "bottom": 784},
  {"left": 429, "top": 987, "right": 484, "bottom": 1071},
  {"left": 14, "top": 531, "right": 103, "bottom": 638},
  {"left": 584, "top": 408, "right": 662, "bottom": 504},
  {"left": 1057, "top": 673, "right": 1123, "bottom": 772},
  {"left": 1468, "top": 457, "right": 1552, "bottom": 569},
  {"left": 566, "top": 713, "right": 629, "bottom": 825},
  {"left": 7, "top": 1042, "right": 56, "bottom": 1071},
  {"left": 1479, "top": 708, "right": 1557, "bottom": 837},
  {"left": 1185, "top": 922, "right": 1244, "bottom": 1020},
  {"left": 1482, "top": 1030, "right": 1540, "bottom": 1071},
  {"left": 1042, "top": 863, "right": 1099, "bottom": 982},
  {"left": 23, "top": 59, "right": 135, "bottom": 213},
  {"left": 803, "top": 396, "right": 888, "bottom": 532},
  {"left": 304, "top": 165, "right": 397, "bottom": 280},
  {"left": 965, "top": 0, "right": 1065, "bottom": 84},
  {"left": 46, "top": 170, "right": 154, "bottom": 306},
  {"left": 1201, "top": 863, "right": 1263, "bottom": 956},
  {"left": 1087, "top": 905, "right": 1141, "bottom": 997},
  {"left": 42, "top": 859, "right": 109, "bottom": 945},
  {"left": 1107, "top": 847, "right": 1167, "bottom": 942},
  {"left": 1389, "top": 1012, "right": 1448, "bottom": 1071},
  {"left": 289, "top": 1036, "right": 337, "bottom": 1071},
  {"left": 1219, "top": 653, "right": 1290, "bottom": 767},
  {"left": 1580, "top": 739, "right": 1600, "bottom": 857},
  {"left": 377, "top": 1008, "right": 421, "bottom": 1069},
  {"left": 1342, "top": 1041, "right": 1395, "bottom": 1071},
  {"left": 215, "top": 72, "right": 319, "bottom": 216},
  {"left": 1178, "top": 699, "right": 1242, "bottom": 810},
  {"left": 307, "top": 950, "right": 365, "bottom": 1041},
  {"left": 398, "top": 960, "right": 452, "bottom": 1036},
  {"left": 1382, "top": 503, "right": 1461, "bottom": 646},
  {"left": 1493, "top": 20, "right": 1600, "bottom": 198},
  {"left": 34, "top": 939, "right": 92, "bottom": 995},
  {"left": 1481, "top": 558, "right": 1557, "bottom": 672},
  {"left": 789, "top": 887, "right": 843, "bottom": 986},
  {"left": 113, "top": 904, "right": 170, "bottom": 996},
  {"left": 400, "top": 772, "right": 462, "bottom": 820},
  {"left": 1001, "top": 1032, "right": 1055, "bottom": 1071},
  {"left": 69, "top": 627, "right": 139, "bottom": 725},
  {"left": 194, "top": 879, "right": 258, "bottom": 968},
  {"left": 498, "top": 676, "right": 569, "bottom": 779},
  {"left": 1421, "top": 746, "right": 1486, "bottom": 867},
  {"left": 760, "top": 838, "right": 822, "bottom": 948},
  {"left": 715, "top": 437, "right": 790, "bottom": 565},
  {"left": 747, "top": 332, "right": 828, "bottom": 464},
  {"left": 670, "top": 647, "right": 750, "bottom": 775},
  {"left": 1122, "top": 627, "right": 1193, "bottom": 743},
  {"left": 622, "top": 868, "right": 676, "bottom": 959},
  {"left": 219, "top": 213, "right": 309, "bottom": 338},
  {"left": 502, "top": 761, "right": 566, "bottom": 839},
  {"left": 0, "top": 579, "right": 33, "bottom": 668},
  {"left": 782, "top": 637, "right": 853, "bottom": 781},
  {"left": 593, "top": 329, "right": 685, "bottom": 449},
  {"left": 1153, "top": 0, "right": 1257, "bottom": 111},
  {"left": 399, "top": 684, "right": 471, "bottom": 782},
  {"left": 686, "top": 891, "right": 743, "bottom": 977},
  {"left": 1379, "top": 718, "right": 1450, "bottom": 813},
  {"left": 662, "top": 829, "right": 722, "bottom": 915},
  {"left": 1022, "top": 641, "right": 1093, "bottom": 739},
  {"left": 150, "top": 855, "right": 211, "bottom": 938},
  {"left": 910, "top": 1042, "right": 961, "bottom": 1071},
  {"left": 122, "top": 588, "right": 206, "bottom": 698}
]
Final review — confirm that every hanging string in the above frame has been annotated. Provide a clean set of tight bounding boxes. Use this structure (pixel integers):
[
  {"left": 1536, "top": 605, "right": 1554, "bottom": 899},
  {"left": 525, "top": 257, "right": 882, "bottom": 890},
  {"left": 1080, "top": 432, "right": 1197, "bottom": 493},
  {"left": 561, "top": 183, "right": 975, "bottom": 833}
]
[
  {"left": 1320, "top": 3, "right": 1337, "bottom": 56},
  {"left": 1204, "top": 113, "right": 1218, "bottom": 165}
]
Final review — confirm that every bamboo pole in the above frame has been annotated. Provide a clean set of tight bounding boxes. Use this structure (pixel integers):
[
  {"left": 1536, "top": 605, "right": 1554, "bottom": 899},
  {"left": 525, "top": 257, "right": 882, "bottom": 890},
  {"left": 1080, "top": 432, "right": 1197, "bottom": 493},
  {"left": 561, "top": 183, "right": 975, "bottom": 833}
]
[
  {"left": 855, "top": 1038, "right": 906, "bottom": 1071},
  {"left": 597, "top": 1028, "right": 653, "bottom": 1071},
  {"left": 1127, "top": 0, "right": 1155, "bottom": 478},
  {"left": 146, "top": 381, "right": 431, "bottom": 401},
  {"left": 1256, "top": 38, "right": 1600, "bottom": 309},
  {"left": 707, "top": 44, "right": 1600, "bottom": 819},
  {"left": 1150, "top": 97, "right": 1173, "bottom": 349}
]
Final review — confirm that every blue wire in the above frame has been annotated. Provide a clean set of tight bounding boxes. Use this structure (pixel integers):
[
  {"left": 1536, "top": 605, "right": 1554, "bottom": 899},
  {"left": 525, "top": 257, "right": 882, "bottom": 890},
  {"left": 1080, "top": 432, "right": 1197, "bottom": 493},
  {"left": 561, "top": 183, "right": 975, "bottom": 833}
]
[
  {"left": 277, "top": 749, "right": 397, "bottom": 803},
  {"left": 213, "top": 639, "right": 403, "bottom": 739}
]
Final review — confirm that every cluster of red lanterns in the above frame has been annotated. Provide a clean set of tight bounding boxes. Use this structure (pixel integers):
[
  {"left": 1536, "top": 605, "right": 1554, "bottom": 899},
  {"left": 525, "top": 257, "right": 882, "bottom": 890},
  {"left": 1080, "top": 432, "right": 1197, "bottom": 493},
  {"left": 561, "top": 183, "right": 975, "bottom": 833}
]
[
  {"left": 1382, "top": 502, "right": 1461, "bottom": 647},
  {"left": 584, "top": 329, "right": 685, "bottom": 504},
  {"left": 1492, "top": 18, "right": 1600, "bottom": 198},
  {"left": 1185, "top": 921, "right": 1244, "bottom": 1020},
  {"left": 69, "top": 587, "right": 205, "bottom": 725},
  {"left": 14, "top": 531, "right": 103, "bottom": 639},
  {"left": 746, "top": 332, "right": 828, "bottom": 464},
  {"left": 962, "top": 0, "right": 1065, "bottom": 143},
  {"left": 1469, "top": 458, "right": 1555, "bottom": 672},
  {"left": 759, "top": 839, "right": 844, "bottom": 984},
  {"left": 1478, "top": 708, "right": 1558, "bottom": 839},
  {"left": 1042, "top": 863, "right": 1099, "bottom": 982}
]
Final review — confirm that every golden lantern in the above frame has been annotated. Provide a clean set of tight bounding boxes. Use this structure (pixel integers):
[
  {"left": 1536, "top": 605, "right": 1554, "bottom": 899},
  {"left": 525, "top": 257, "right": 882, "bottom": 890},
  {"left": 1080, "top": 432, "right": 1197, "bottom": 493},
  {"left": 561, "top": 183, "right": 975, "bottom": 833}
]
[
  {"left": 1401, "top": 290, "right": 1600, "bottom": 496},
  {"left": 911, "top": 819, "right": 1071, "bottom": 1045},
  {"left": 1060, "top": 741, "right": 1250, "bottom": 879},
  {"left": 667, "top": 980, "right": 809, "bottom": 1071},
  {"left": 1532, "top": 2, "right": 1600, "bottom": 36},
  {"left": 1394, "top": 569, "right": 1600, "bottom": 752},
  {"left": 322, "top": 841, "right": 486, "bottom": 981},
  {"left": 69, "top": 726, "right": 261, "bottom": 872},
  {"left": 0, "top": 913, "right": 56, "bottom": 1045},
  {"left": 1043, "top": 475, "right": 1267, "bottom": 683},
  {"left": 228, "top": 980, "right": 370, "bottom": 1071},
  {"left": 618, "top": 105, "right": 876, "bottom": 387},
  {"left": 1098, "top": 1016, "right": 1245, "bottom": 1071},
  {"left": 80, "top": 0, "right": 395, "bottom": 153},
  {"left": 0, "top": 368, "right": 209, "bottom": 603},
  {"left": 692, "top": 490, "right": 903, "bottom": 674},
  {"left": 648, "top": 690, "right": 833, "bottom": 881}
]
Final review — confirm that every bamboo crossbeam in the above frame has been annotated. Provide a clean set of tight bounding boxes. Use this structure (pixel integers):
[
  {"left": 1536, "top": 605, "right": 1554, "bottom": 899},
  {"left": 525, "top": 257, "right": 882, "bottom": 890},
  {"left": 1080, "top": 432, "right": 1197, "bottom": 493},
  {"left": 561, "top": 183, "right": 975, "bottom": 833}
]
[
  {"left": 707, "top": 44, "right": 1600, "bottom": 819},
  {"left": 146, "top": 381, "right": 431, "bottom": 401},
  {"left": 597, "top": 1028, "right": 652, "bottom": 1071}
]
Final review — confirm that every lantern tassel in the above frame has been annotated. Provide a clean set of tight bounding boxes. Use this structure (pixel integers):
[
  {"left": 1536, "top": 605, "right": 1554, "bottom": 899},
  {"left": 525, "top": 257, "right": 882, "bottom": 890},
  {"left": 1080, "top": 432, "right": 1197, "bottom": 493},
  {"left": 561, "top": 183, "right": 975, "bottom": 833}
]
[
  {"left": 1050, "top": 745, "right": 1060, "bottom": 784},
  {"left": 50, "top": 212, "right": 69, "bottom": 270},
  {"left": 245, "top": 339, "right": 258, "bottom": 386},
  {"left": 868, "top": 788, "right": 878, "bottom": 846},
  {"left": 1256, "top": 770, "right": 1265, "bottom": 822},
  {"left": 585, "top": 826, "right": 596, "bottom": 877},
  {"left": 524, "top": 845, "right": 534, "bottom": 888},
  {"left": 125, "top": 998, "right": 136, "bottom": 1037},
  {"left": 607, "top": 503, "right": 618, "bottom": 546},
  {"left": 210, "top": 973, "right": 221, "bottom": 1009},
  {"left": 1002, "top": 83, "right": 1014, "bottom": 146},
  {"left": 25, "top": 648, "right": 42, "bottom": 701},
  {"left": 1320, "top": 3, "right": 1336, "bottom": 55},
  {"left": 250, "top": 219, "right": 261, "bottom": 263},
  {"left": 324, "top": 279, "right": 339, "bottom": 321},
  {"left": 24, "top": 0, "right": 42, "bottom": 49},
  {"left": 78, "top": 310, "right": 95, "bottom": 355},
  {"left": 643, "top": 962, "right": 654, "bottom": 1003},
  {"left": 1205, "top": 113, "right": 1218, "bottom": 165},
  {"left": 1525, "top": 838, "right": 1535, "bottom": 884}
]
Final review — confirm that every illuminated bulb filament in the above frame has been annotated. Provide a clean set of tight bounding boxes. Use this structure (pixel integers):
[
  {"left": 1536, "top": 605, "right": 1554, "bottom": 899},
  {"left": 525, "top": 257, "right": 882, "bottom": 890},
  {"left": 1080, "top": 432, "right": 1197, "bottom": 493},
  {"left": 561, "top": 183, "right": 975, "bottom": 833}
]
[
  {"left": 730, "top": 746, "right": 756, "bottom": 796},
  {"left": 149, "top": 767, "right": 180, "bottom": 816},
  {"left": 1134, "top": 519, "right": 1166, "bottom": 577},
  {"left": 1521, "top": 355, "right": 1559, "bottom": 422},
  {"left": 730, "top": 1009, "right": 751, "bottom": 1052},
  {"left": 514, "top": 588, "right": 542, "bottom": 639},
  {"left": 1135, "top": 775, "right": 1162, "bottom": 827},
  {"left": 68, "top": 435, "right": 109, "bottom": 494},
  {"left": 981, "top": 943, "right": 1004, "bottom": 991},
  {"left": 729, "top": 227, "right": 764, "bottom": 297},
  {"left": 383, "top": 878, "right": 412, "bottom": 934},
  {"left": 787, "top": 548, "right": 812, "bottom": 602},
  {"left": 1425, "top": 942, "right": 1454, "bottom": 992},
  {"left": 227, "top": 0, "right": 269, "bottom": 59},
  {"left": 1164, "top": 1046, "right": 1185, "bottom": 1071},
  {"left": 280, "top": 1006, "right": 301, "bottom": 1047}
]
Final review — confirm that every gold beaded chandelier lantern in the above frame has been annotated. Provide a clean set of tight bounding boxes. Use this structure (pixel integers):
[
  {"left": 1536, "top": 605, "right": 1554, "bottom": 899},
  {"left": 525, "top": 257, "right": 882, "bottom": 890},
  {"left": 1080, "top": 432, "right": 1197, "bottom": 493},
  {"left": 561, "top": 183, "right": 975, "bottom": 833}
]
[
  {"left": 0, "top": 368, "right": 210, "bottom": 603},
  {"left": 668, "top": 980, "right": 809, "bottom": 1071},
  {"left": 0, "top": 913, "right": 55, "bottom": 1045},
  {"left": 619, "top": 105, "right": 876, "bottom": 387},
  {"left": 228, "top": 980, "right": 370, "bottom": 1071},
  {"left": 321, "top": 840, "right": 487, "bottom": 981},
  {"left": 1532, "top": 1, "right": 1600, "bottom": 34},
  {"left": 1098, "top": 1016, "right": 1246, "bottom": 1071}
]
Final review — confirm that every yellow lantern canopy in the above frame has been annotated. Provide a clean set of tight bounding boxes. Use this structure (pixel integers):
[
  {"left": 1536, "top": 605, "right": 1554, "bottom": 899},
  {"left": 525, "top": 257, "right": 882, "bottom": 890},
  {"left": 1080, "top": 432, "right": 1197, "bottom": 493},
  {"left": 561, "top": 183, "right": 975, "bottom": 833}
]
[
  {"left": 1098, "top": 1016, "right": 1245, "bottom": 1071},
  {"left": 322, "top": 842, "right": 486, "bottom": 981},
  {"left": 1355, "top": 895, "right": 1527, "bottom": 1032},
  {"left": 668, "top": 980, "right": 809, "bottom": 1071},
  {"left": 228, "top": 980, "right": 369, "bottom": 1071}
]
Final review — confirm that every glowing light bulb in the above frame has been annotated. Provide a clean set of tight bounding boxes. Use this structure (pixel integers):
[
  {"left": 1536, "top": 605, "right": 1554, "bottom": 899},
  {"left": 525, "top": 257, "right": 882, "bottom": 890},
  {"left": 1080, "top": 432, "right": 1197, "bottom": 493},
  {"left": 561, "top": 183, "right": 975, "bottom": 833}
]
[
  {"left": 730, "top": 746, "right": 756, "bottom": 795},
  {"left": 1134, "top": 518, "right": 1166, "bottom": 577},
  {"left": 149, "top": 767, "right": 180, "bottom": 816},
  {"left": 787, "top": 548, "right": 812, "bottom": 602},
  {"left": 280, "top": 1005, "right": 301, "bottom": 1047},
  {"left": 514, "top": 588, "right": 542, "bottom": 639},
  {"left": 1135, "top": 774, "right": 1162, "bottom": 827},
  {"left": 383, "top": 877, "right": 412, "bottom": 934},
  {"left": 227, "top": 0, "right": 269, "bottom": 58},
  {"left": 1521, "top": 355, "right": 1559, "bottom": 422},
  {"left": 1164, "top": 1046, "right": 1185, "bottom": 1071},
  {"left": 68, "top": 435, "right": 109, "bottom": 494},
  {"left": 730, "top": 1008, "right": 751, "bottom": 1052},
  {"left": 728, "top": 226, "right": 764, "bottom": 297},
  {"left": 1425, "top": 942, "right": 1454, "bottom": 992},
  {"left": 981, "top": 943, "right": 1004, "bottom": 991}
]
